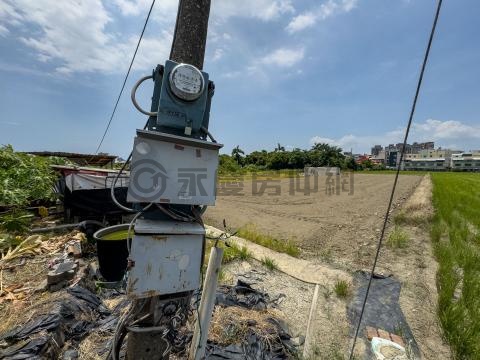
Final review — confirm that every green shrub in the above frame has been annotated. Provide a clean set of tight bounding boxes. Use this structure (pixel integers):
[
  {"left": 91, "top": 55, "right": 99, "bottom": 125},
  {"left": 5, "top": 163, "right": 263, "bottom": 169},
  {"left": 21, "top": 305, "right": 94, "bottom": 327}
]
[{"left": 0, "top": 145, "right": 59, "bottom": 207}]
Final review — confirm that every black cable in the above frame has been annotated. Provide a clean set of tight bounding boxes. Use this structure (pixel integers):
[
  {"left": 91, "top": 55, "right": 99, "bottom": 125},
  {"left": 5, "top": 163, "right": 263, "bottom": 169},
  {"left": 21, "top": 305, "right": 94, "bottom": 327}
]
[
  {"left": 94, "top": 0, "right": 156, "bottom": 155},
  {"left": 348, "top": 1, "right": 443, "bottom": 358}
]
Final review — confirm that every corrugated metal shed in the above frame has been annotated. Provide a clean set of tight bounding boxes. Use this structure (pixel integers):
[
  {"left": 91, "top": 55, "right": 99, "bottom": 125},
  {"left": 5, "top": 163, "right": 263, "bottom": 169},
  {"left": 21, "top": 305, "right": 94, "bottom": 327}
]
[{"left": 26, "top": 151, "right": 117, "bottom": 167}]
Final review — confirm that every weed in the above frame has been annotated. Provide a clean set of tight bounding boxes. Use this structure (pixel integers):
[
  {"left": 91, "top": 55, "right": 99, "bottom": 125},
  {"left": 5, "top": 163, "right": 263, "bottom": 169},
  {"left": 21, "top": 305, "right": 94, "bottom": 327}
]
[
  {"left": 386, "top": 226, "right": 410, "bottom": 249},
  {"left": 222, "top": 242, "right": 251, "bottom": 264},
  {"left": 334, "top": 280, "right": 350, "bottom": 298},
  {"left": 394, "top": 210, "right": 431, "bottom": 227},
  {"left": 237, "top": 245, "right": 251, "bottom": 260},
  {"left": 237, "top": 223, "right": 300, "bottom": 257},
  {"left": 261, "top": 256, "right": 278, "bottom": 271},
  {"left": 0, "top": 211, "right": 33, "bottom": 233}
]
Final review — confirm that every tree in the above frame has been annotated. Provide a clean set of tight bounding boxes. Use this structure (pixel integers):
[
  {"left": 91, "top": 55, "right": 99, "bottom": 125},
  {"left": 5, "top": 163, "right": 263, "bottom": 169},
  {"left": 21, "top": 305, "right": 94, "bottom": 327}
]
[
  {"left": 310, "top": 143, "right": 345, "bottom": 167},
  {"left": 231, "top": 145, "right": 245, "bottom": 165}
]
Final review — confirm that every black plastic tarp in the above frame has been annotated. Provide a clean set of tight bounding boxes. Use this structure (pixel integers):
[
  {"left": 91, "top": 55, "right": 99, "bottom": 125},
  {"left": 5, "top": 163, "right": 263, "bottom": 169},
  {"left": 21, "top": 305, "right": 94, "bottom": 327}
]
[{"left": 347, "top": 271, "right": 420, "bottom": 358}]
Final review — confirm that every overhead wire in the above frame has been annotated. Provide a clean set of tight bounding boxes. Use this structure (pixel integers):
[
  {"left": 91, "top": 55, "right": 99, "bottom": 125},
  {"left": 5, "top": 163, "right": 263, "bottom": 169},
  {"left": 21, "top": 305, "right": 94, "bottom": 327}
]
[
  {"left": 93, "top": 0, "right": 156, "bottom": 155},
  {"left": 348, "top": 1, "right": 444, "bottom": 358}
]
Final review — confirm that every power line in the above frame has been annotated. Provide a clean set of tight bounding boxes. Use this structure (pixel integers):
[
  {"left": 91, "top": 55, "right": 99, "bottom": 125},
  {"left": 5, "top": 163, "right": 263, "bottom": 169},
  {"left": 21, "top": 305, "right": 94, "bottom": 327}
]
[
  {"left": 93, "top": 0, "right": 156, "bottom": 155},
  {"left": 348, "top": 0, "right": 443, "bottom": 358}
]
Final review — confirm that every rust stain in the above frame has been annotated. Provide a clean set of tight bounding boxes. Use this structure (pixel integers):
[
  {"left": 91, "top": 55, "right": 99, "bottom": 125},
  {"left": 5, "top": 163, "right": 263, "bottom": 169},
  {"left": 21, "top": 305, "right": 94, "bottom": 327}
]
[
  {"left": 127, "top": 277, "right": 139, "bottom": 294},
  {"left": 158, "top": 265, "right": 163, "bottom": 280},
  {"left": 146, "top": 263, "right": 152, "bottom": 276},
  {"left": 152, "top": 235, "right": 167, "bottom": 241},
  {"left": 174, "top": 144, "right": 185, "bottom": 151}
]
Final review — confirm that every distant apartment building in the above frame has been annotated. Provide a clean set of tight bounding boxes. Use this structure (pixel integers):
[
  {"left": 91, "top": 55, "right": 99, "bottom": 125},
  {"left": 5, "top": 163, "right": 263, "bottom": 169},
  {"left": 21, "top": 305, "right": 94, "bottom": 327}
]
[
  {"left": 404, "top": 148, "right": 462, "bottom": 160},
  {"left": 366, "top": 141, "right": 480, "bottom": 171},
  {"left": 370, "top": 150, "right": 386, "bottom": 165},
  {"left": 371, "top": 145, "right": 383, "bottom": 156},
  {"left": 449, "top": 152, "right": 480, "bottom": 171},
  {"left": 386, "top": 141, "right": 434, "bottom": 154}
]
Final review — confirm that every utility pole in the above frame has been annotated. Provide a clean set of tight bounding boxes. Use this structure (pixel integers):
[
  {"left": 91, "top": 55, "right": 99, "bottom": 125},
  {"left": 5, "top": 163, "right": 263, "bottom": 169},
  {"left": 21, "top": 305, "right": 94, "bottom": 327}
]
[
  {"left": 170, "top": 0, "right": 211, "bottom": 70},
  {"left": 118, "top": 1, "right": 217, "bottom": 359}
]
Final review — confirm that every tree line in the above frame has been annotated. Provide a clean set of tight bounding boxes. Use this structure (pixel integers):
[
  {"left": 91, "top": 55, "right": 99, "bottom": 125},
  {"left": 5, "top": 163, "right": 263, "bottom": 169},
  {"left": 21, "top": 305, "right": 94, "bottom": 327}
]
[{"left": 220, "top": 143, "right": 381, "bottom": 173}]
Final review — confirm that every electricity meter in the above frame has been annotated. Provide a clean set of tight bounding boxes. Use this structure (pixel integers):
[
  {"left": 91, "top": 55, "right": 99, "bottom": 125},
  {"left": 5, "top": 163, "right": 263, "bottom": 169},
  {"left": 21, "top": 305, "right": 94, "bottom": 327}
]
[{"left": 169, "top": 63, "right": 205, "bottom": 101}]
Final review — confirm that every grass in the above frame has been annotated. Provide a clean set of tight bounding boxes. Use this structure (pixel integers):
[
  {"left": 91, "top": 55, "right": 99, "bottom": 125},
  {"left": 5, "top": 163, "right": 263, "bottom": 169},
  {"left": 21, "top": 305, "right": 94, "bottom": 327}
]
[
  {"left": 237, "top": 223, "right": 300, "bottom": 257},
  {"left": 386, "top": 226, "right": 410, "bottom": 249},
  {"left": 430, "top": 173, "right": 480, "bottom": 359},
  {"left": 361, "top": 169, "right": 429, "bottom": 175},
  {"left": 218, "top": 169, "right": 301, "bottom": 180},
  {"left": 333, "top": 280, "right": 351, "bottom": 298},
  {"left": 204, "top": 235, "right": 252, "bottom": 265},
  {"left": 393, "top": 210, "right": 431, "bottom": 227},
  {"left": 261, "top": 256, "right": 278, "bottom": 271}
]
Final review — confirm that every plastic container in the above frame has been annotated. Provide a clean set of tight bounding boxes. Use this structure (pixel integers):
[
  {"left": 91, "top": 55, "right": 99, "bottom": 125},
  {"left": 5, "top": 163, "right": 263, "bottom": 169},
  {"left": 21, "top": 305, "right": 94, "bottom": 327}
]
[{"left": 93, "top": 224, "right": 131, "bottom": 282}]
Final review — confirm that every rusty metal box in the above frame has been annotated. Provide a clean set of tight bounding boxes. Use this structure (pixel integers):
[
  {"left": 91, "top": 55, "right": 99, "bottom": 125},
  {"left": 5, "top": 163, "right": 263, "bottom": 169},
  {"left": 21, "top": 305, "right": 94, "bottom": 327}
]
[{"left": 127, "top": 219, "right": 204, "bottom": 298}]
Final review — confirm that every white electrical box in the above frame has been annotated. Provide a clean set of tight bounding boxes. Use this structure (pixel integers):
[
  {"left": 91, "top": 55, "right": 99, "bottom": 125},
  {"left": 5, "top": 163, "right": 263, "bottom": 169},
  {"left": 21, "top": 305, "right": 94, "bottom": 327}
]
[
  {"left": 127, "top": 130, "right": 223, "bottom": 205},
  {"left": 127, "top": 219, "right": 204, "bottom": 298}
]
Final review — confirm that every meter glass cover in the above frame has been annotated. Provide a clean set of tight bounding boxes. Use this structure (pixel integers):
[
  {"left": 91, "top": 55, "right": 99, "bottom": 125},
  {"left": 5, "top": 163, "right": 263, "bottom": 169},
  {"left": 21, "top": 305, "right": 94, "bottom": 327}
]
[{"left": 169, "top": 64, "right": 204, "bottom": 101}]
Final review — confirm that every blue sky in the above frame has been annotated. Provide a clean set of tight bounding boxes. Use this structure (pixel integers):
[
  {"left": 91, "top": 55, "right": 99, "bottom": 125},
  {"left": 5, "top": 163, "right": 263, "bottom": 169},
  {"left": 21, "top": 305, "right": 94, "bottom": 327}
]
[{"left": 0, "top": 0, "right": 479, "bottom": 157}]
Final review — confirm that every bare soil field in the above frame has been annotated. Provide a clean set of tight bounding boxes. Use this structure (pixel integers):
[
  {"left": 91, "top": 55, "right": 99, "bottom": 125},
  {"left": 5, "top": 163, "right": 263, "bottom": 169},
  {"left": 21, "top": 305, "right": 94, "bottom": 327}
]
[{"left": 205, "top": 173, "right": 422, "bottom": 269}]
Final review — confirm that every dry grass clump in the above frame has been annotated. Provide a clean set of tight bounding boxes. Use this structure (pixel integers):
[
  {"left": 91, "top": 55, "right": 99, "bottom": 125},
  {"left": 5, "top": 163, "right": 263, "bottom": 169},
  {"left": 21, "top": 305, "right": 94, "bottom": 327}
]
[
  {"left": 209, "top": 306, "right": 282, "bottom": 346},
  {"left": 78, "top": 331, "right": 111, "bottom": 360}
]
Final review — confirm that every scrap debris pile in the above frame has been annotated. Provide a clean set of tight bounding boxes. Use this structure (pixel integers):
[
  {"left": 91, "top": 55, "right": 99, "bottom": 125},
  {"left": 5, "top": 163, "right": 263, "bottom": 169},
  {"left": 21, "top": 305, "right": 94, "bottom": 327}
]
[{"left": 0, "top": 227, "right": 299, "bottom": 359}]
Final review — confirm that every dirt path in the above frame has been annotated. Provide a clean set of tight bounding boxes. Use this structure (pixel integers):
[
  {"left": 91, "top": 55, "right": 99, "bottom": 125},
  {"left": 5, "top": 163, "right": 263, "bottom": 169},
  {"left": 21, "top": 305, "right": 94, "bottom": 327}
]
[{"left": 378, "top": 176, "right": 451, "bottom": 360}]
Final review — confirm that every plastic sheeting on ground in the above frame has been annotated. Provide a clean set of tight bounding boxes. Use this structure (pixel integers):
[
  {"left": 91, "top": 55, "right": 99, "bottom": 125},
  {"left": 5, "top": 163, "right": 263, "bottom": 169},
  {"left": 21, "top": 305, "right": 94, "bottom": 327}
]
[
  {"left": 215, "top": 279, "right": 274, "bottom": 310},
  {"left": 347, "top": 271, "right": 420, "bottom": 359},
  {"left": 0, "top": 286, "right": 110, "bottom": 359}
]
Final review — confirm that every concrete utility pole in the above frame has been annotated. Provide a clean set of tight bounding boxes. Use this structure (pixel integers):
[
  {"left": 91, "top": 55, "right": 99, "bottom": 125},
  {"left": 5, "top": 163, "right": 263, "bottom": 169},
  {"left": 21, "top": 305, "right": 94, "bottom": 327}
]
[
  {"left": 170, "top": 0, "right": 211, "bottom": 70},
  {"left": 123, "top": 1, "right": 214, "bottom": 359}
]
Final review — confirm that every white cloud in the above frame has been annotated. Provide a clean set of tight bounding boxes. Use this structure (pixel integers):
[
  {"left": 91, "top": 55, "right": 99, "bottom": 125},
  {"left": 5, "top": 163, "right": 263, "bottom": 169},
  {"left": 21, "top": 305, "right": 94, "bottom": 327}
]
[
  {"left": 260, "top": 47, "right": 305, "bottom": 67},
  {"left": 212, "top": 48, "right": 224, "bottom": 61},
  {"left": 0, "top": 0, "right": 298, "bottom": 75},
  {"left": 412, "top": 119, "right": 480, "bottom": 140},
  {"left": 112, "top": 0, "right": 178, "bottom": 21},
  {"left": 0, "top": 0, "right": 172, "bottom": 74},
  {"left": 0, "top": 24, "right": 8, "bottom": 36},
  {"left": 310, "top": 119, "right": 480, "bottom": 153},
  {"left": 112, "top": 0, "right": 294, "bottom": 21},
  {"left": 286, "top": 0, "right": 358, "bottom": 33},
  {"left": 285, "top": 12, "right": 316, "bottom": 33},
  {"left": 212, "top": 0, "right": 294, "bottom": 21}
]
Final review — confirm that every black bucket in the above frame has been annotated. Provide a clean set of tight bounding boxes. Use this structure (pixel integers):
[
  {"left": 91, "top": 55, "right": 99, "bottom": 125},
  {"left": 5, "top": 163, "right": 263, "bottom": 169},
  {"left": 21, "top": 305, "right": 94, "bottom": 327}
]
[{"left": 93, "top": 224, "right": 131, "bottom": 282}]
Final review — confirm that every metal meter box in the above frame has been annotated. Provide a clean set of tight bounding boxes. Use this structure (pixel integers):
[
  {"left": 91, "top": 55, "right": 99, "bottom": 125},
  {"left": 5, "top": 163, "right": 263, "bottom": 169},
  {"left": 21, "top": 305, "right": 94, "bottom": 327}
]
[
  {"left": 157, "top": 60, "right": 212, "bottom": 136},
  {"left": 127, "top": 129, "right": 223, "bottom": 205},
  {"left": 127, "top": 219, "right": 204, "bottom": 298}
]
